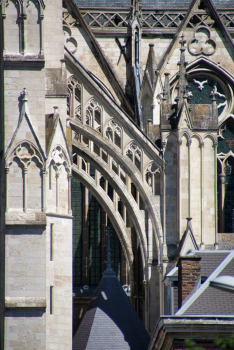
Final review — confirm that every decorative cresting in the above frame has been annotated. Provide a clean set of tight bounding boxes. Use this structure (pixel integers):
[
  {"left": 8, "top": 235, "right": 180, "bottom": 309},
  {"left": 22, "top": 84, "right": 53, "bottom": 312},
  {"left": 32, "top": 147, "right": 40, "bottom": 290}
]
[
  {"left": 67, "top": 76, "right": 81, "bottom": 120},
  {"left": 86, "top": 98, "right": 101, "bottom": 131},
  {"left": 126, "top": 141, "right": 142, "bottom": 172},
  {"left": 6, "top": 141, "right": 45, "bottom": 213},
  {"left": 105, "top": 119, "right": 122, "bottom": 148},
  {"left": 80, "top": 9, "right": 234, "bottom": 31},
  {"left": 2, "top": 0, "right": 45, "bottom": 55},
  {"left": 188, "top": 26, "right": 216, "bottom": 56},
  {"left": 145, "top": 162, "right": 161, "bottom": 195},
  {"left": 81, "top": 10, "right": 130, "bottom": 28}
]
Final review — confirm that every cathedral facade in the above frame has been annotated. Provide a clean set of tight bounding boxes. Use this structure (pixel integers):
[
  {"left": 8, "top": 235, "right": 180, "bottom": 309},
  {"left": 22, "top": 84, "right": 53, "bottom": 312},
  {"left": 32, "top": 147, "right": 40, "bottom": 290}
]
[{"left": 1, "top": 0, "right": 234, "bottom": 348}]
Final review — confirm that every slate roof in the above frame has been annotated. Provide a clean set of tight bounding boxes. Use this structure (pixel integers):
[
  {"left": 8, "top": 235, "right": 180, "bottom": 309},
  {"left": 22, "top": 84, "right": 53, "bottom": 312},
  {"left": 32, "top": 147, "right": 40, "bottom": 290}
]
[
  {"left": 73, "top": 271, "right": 150, "bottom": 350},
  {"left": 168, "top": 251, "right": 230, "bottom": 279},
  {"left": 176, "top": 250, "right": 234, "bottom": 316},
  {"left": 74, "top": 0, "right": 234, "bottom": 9},
  {"left": 185, "top": 285, "right": 234, "bottom": 315}
]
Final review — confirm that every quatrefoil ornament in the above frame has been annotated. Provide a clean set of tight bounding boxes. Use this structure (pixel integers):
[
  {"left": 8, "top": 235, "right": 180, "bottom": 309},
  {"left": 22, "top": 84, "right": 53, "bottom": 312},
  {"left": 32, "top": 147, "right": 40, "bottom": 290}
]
[{"left": 188, "top": 26, "right": 216, "bottom": 56}]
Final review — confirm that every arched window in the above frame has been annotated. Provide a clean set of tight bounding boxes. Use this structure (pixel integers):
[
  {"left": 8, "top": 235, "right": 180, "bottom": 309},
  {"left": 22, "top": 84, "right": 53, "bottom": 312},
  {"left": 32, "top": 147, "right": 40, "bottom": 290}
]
[
  {"left": 145, "top": 163, "right": 161, "bottom": 195},
  {"left": 67, "top": 76, "right": 81, "bottom": 121},
  {"left": 217, "top": 120, "right": 234, "bottom": 233},
  {"left": 86, "top": 98, "right": 101, "bottom": 131},
  {"left": 106, "top": 119, "right": 122, "bottom": 148},
  {"left": 126, "top": 142, "right": 141, "bottom": 171}
]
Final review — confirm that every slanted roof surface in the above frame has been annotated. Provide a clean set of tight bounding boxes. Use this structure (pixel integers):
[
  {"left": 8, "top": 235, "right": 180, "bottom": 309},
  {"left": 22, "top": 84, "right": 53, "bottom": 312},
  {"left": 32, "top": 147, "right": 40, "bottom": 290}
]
[
  {"left": 74, "top": 0, "right": 234, "bottom": 9},
  {"left": 176, "top": 250, "right": 234, "bottom": 316},
  {"left": 185, "top": 285, "right": 234, "bottom": 315},
  {"left": 73, "top": 273, "right": 150, "bottom": 350}
]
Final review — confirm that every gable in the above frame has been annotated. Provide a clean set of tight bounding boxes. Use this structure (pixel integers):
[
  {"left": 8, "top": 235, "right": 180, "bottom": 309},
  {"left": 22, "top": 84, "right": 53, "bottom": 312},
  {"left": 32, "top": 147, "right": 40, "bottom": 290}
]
[{"left": 159, "top": 0, "right": 234, "bottom": 83}]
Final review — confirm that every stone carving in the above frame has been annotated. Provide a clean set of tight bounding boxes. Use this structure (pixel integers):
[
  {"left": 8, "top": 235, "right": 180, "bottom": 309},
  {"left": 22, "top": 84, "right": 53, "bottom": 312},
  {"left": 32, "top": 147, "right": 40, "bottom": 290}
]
[
  {"left": 51, "top": 146, "right": 70, "bottom": 174},
  {"left": 63, "top": 24, "right": 78, "bottom": 54},
  {"left": 7, "top": 141, "right": 43, "bottom": 169},
  {"left": 188, "top": 26, "right": 216, "bottom": 56},
  {"left": 193, "top": 79, "right": 208, "bottom": 91}
]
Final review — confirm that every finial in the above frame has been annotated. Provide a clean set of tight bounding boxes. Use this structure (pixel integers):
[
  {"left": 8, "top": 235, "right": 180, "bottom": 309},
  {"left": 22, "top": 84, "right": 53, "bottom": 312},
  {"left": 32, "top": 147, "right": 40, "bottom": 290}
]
[
  {"left": 104, "top": 226, "right": 115, "bottom": 275},
  {"left": 186, "top": 217, "right": 192, "bottom": 229},
  {"left": 53, "top": 106, "right": 59, "bottom": 115},
  {"left": 20, "top": 87, "right": 29, "bottom": 102},
  {"left": 210, "top": 86, "right": 216, "bottom": 101},
  {"left": 179, "top": 32, "right": 186, "bottom": 51}
]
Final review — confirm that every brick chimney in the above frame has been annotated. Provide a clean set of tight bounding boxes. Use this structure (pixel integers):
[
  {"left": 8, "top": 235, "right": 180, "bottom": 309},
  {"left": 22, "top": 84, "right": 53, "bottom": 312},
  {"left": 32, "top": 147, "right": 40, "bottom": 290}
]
[{"left": 177, "top": 256, "right": 201, "bottom": 308}]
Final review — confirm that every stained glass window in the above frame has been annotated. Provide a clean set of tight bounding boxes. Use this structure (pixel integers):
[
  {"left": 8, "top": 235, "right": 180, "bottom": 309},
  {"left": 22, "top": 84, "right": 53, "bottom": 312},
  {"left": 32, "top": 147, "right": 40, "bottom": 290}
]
[
  {"left": 187, "top": 75, "right": 226, "bottom": 116},
  {"left": 218, "top": 123, "right": 234, "bottom": 154},
  {"left": 217, "top": 121, "right": 234, "bottom": 233},
  {"left": 71, "top": 178, "right": 83, "bottom": 285},
  {"left": 72, "top": 174, "right": 123, "bottom": 287},
  {"left": 88, "top": 193, "right": 102, "bottom": 285},
  {"left": 108, "top": 218, "right": 121, "bottom": 280}
]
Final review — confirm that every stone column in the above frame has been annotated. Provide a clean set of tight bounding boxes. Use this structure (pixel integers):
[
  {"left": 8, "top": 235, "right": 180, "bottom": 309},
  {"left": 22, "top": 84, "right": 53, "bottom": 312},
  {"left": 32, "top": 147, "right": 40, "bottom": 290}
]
[
  {"left": 200, "top": 142, "right": 204, "bottom": 248},
  {"left": 19, "top": 12, "right": 26, "bottom": 55},
  {"left": 55, "top": 171, "right": 59, "bottom": 213},
  {"left": 42, "top": 167, "right": 47, "bottom": 213},
  {"left": 177, "top": 140, "right": 182, "bottom": 239},
  {"left": 188, "top": 139, "right": 192, "bottom": 217},
  {"left": 39, "top": 14, "right": 44, "bottom": 55},
  {"left": 143, "top": 280, "right": 149, "bottom": 332},
  {"left": 214, "top": 142, "right": 218, "bottom": 249},
  {"left": 5, "top": 167, "right": 9, "bottom": 213},
  {"left": 23, "top": 167, "right": 28, "bottom": 213},
  {"left": 68, "top": 173, "right": 72, "bottom": 214},
  {"left": 219, "top": 174, "right": 226, "bottom": 233}
]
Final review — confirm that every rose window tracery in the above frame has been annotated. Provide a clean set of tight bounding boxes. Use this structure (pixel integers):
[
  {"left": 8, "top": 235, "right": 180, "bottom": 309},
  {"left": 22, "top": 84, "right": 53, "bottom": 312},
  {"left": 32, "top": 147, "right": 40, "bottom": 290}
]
[{"left": 187, "top": 75, "right": 227, "bottom": 116}]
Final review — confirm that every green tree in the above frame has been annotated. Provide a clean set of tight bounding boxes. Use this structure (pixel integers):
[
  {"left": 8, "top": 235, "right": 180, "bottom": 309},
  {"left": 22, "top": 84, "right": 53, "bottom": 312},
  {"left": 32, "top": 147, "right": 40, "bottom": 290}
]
[{"left": 185, "top": 335, "right": 234, "bottom": 350}]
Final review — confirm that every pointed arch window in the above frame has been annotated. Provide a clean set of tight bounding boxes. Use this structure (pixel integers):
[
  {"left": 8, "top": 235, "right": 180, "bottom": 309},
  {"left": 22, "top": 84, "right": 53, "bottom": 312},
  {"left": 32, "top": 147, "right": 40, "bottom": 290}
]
[
  {"left": 67, "top": 76, "right": 81, "bottom": 121},
  {"left": 106, "top": 119, "right": 122, "bottom": 148},
  {"left": 217, "top": 119, "right": 234, "bottom": 233},
  {"left": 126, "top": 142, "right": 141, "bottom": 171},
  {"left": 145, "top": 163, "right": 161, "bottom": 195},
  {"left": 86, "top": 99, "right": 101, "bottom": 132}
]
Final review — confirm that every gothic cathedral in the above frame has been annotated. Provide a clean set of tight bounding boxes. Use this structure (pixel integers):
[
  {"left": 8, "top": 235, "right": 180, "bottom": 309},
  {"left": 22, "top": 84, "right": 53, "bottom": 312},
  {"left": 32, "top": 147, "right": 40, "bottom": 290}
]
[{"left": 1, "top": 0, "right": 234, "bottom": 348}]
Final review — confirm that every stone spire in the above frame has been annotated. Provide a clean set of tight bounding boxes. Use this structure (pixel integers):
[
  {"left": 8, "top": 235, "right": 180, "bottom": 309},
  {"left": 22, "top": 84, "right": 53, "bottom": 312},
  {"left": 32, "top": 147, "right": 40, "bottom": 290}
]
[
  {"left": 175, "top": 33, "right": 188, "bottom": 110},
  {"left": 163, "top": 73, "right": 170, "bottom": 103},
  {"left": 145, "top": 43, "right": 157, "bottom": 90},
  {"left": 103, "top": 227, "right": 115, "bottom": 275}
]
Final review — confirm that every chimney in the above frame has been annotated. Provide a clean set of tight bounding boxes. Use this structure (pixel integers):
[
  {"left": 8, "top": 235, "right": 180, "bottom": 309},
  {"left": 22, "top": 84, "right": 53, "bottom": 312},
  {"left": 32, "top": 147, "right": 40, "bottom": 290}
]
[{"left": 177, "top": 255, "right": 201, "bottom": 308}]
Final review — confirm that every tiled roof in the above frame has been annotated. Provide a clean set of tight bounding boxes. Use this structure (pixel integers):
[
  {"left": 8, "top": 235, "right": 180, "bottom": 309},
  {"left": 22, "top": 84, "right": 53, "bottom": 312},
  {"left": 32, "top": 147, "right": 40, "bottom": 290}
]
[
  {"left": 198, "top": 252, "right": 230, "bottom": 278},
  {"left": 73, "top": 0, "right": 234, "bottom": 9},
  {"left": 73, "top": 0, "right": 131, "bottom": 8},
  {"left": 185, "top": 286, "right": 234, "bottom": 315},
  {"left": 177, "top": 250, "right": 234, "bottom": 316},
  {"left": 73, "top": 272, "right": 150, "bottom": 350}
]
